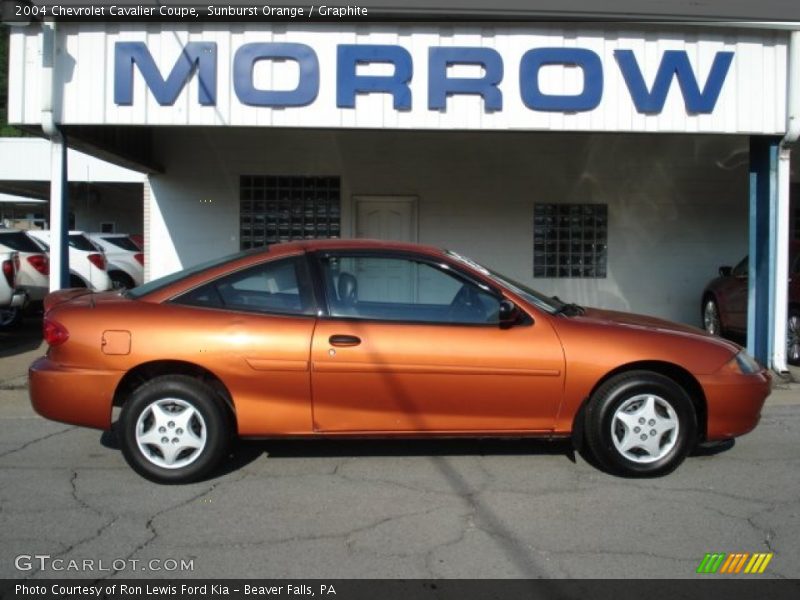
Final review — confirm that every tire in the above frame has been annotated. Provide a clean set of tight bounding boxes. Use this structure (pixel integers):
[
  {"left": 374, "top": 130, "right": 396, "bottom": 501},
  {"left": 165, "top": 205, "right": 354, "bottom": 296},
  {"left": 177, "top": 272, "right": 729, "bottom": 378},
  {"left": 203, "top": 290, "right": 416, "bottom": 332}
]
[
  {"left": 109, "top": 271, "right": 135, "bottom": 290},
  {"left": 0, "top": 306, "right": 23, "bottom": 330},
  {"left": 787, "top": 308, "right": 800, "bottom": 366},
  {"left": 584, "top": 371, "right": 697, "bottom": 477},
  {"left": 702, "top": 296, "right": 722, "bottom": 336},
  {"left": 118, "top": 375, "right": 231, "bottom": 484}
]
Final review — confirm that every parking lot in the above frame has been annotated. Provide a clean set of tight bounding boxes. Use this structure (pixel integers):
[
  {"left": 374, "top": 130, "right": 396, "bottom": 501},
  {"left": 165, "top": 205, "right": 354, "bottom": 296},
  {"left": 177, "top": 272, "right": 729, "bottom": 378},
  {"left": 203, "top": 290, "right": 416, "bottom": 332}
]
[{"left": 1, "top": 320, "right": 799, "bottom": 580}]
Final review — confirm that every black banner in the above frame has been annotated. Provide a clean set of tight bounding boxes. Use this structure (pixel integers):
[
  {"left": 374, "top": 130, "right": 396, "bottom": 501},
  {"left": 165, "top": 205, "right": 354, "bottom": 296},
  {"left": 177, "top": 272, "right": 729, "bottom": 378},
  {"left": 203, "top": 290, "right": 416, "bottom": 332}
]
[
  {"left": 3, "top": 0, "right": 800, "bottom": 23},
  {"left": 3, "top": 580, "right": 800, "bottom": 600}
]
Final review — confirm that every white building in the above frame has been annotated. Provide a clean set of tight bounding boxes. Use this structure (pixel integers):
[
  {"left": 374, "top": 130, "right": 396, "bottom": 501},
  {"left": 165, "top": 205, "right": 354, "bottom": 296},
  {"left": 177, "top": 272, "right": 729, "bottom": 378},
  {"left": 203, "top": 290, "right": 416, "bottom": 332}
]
[{"left": 6, "top": 19, "right": 800, "bottom": 369}]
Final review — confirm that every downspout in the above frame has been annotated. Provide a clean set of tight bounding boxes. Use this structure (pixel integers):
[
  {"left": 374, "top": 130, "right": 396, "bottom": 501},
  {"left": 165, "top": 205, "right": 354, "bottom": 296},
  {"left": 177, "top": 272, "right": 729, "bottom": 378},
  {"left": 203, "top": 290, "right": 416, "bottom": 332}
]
[
  {"left": 773, "top": 30, "right": 800, "bottom": 372},
  {"left": 41, "top": 20, "right": 69, "bottom": 292}
]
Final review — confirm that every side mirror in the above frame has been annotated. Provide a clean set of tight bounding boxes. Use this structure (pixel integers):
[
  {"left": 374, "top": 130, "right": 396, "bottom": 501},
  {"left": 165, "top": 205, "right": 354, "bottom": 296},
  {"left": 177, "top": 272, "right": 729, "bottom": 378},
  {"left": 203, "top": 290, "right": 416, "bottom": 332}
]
[
  {"left": 719, "top": 266, "right": 732, "bottom": 277},
  {"left": 499, "top": 299, "right": 520, "bottom": 329}
]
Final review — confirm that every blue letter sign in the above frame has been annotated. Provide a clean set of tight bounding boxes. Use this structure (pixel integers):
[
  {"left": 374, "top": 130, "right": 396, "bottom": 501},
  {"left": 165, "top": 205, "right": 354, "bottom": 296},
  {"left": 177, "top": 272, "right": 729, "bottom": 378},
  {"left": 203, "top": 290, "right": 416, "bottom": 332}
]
[
  {"left": 337, "top": 45, "right": 413, "bottom": 110},
  {"left": 615, "top": 49, "right": 734, "bottom": 114},
  {"left": 233, "top": 43, "right": 319, "bottom": 107},
  {"left": 428, "top": 47, "right": 504, "bottom": 111},
  {"left": 519, "top": 48, "right": 603, "bottom": 112},
  {"left": 114, "top": 42, "right": 217, "bottom": 106}
]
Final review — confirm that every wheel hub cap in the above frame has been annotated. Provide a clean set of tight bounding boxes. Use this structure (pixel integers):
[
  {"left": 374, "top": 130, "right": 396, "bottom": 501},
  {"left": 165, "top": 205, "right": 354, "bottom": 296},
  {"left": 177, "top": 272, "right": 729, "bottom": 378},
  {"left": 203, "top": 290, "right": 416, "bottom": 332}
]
[
  {"left": 135, "top": 398, "right": 207, "bottom": 469},
  {"left": 611, "top": 394, "right": 679, "bottom": 464}
]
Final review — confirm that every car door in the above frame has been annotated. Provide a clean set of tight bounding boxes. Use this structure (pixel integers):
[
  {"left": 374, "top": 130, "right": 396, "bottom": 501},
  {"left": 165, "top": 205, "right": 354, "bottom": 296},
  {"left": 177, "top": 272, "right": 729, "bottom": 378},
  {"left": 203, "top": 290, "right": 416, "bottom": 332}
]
[{"left": 309, "top": 251, "right": 565, "bottom": 433}]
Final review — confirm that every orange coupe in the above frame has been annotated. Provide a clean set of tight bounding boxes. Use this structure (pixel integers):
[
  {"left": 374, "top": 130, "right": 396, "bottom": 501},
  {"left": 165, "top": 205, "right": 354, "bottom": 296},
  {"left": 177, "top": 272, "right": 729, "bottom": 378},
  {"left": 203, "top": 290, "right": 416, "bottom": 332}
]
[{"left": 29, "top": 240, "right": 770, "bottom": 483}]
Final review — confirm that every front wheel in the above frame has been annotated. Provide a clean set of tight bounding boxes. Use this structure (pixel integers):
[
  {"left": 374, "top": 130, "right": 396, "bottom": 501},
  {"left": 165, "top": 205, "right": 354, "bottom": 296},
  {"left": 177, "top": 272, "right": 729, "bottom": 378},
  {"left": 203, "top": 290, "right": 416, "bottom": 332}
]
[
  {"left": 118, "top": 375, "right": 231, "bottom": 484},
  {"left": 584, "top": 371, "right": 697, "bottom": 477}
]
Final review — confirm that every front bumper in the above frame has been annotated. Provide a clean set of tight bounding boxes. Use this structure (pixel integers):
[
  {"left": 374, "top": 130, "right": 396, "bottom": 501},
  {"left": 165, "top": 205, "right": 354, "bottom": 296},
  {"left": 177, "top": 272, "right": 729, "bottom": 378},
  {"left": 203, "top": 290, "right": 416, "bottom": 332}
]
[
  {"left": 29, "top": 357, "right": 122, "bottom": 430},
  {"left": 699, "top": 369, "right": 771, "bottom": 440}
]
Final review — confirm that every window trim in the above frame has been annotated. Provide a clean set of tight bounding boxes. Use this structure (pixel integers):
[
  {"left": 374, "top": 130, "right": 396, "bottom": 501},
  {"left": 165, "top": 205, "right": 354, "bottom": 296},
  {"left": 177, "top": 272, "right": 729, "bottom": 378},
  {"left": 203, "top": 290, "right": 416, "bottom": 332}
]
[
  {"left": 308, "top": 249, "right": 514, "bottom": 327},
  {"left": 168, "top": 254, "right": 320, "bottom": 319}
]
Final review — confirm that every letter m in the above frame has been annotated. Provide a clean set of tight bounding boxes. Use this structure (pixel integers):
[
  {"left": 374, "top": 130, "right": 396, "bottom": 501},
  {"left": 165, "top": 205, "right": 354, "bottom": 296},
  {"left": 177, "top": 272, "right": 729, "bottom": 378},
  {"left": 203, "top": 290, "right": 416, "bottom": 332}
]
[
  {"left": 615, "top": 49, "right": 733, "bottom": 114},
  {"left": 114, "top": 42, "right": 217, "bottom": 106}
]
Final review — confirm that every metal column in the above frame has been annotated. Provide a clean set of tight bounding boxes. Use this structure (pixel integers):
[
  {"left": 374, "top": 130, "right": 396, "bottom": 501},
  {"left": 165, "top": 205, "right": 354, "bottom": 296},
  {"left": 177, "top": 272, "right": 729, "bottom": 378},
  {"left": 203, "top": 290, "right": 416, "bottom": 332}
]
[{"left": 747, "top": 136, "right": 781, "bottom": 366}]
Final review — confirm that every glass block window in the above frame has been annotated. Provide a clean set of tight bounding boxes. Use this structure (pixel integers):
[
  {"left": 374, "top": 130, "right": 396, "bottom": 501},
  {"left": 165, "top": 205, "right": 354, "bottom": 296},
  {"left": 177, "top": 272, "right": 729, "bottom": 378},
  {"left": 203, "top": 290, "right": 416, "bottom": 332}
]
[
  {"left": 533, "top": 203, "right": 607, "bottom": 278},
  {"left": 239, "top": 176, "right": 341, "bottom": 250}
]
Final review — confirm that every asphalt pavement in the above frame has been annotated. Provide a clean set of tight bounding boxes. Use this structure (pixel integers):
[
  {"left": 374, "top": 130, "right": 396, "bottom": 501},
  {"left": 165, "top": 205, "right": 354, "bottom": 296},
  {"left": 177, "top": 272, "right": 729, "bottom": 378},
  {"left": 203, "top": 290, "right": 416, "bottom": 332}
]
[{"left": 1, "top": 320, "right": 799, "bottom": 579}]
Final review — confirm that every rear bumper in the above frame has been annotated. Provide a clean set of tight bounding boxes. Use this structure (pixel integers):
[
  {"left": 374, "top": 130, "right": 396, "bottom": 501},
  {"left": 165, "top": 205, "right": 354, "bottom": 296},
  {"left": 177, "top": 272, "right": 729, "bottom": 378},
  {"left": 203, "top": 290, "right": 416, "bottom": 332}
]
[
  {"left": 29, "top": 357, "right": 122, "bottom": 430},
  {"left": 699, "top": 370, "right": 771, "bottom": 440},
  {"left": 9, "top": 290, "right": 27, "bottom": 308}
]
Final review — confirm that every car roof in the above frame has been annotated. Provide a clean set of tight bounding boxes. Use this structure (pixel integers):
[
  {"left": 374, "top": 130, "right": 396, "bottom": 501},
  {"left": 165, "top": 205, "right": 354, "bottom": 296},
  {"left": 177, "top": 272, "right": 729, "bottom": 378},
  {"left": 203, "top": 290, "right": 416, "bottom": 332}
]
[{"left": 275, "top": 238, "right": 446, "bottom": 256}]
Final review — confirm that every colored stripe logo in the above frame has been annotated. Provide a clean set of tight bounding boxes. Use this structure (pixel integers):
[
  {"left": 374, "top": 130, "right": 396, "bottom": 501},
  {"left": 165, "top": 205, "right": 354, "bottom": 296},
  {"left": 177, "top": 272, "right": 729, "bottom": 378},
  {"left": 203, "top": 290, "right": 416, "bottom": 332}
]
[{"left": 696, "top": 552, "right": 773, "bottom": 574}]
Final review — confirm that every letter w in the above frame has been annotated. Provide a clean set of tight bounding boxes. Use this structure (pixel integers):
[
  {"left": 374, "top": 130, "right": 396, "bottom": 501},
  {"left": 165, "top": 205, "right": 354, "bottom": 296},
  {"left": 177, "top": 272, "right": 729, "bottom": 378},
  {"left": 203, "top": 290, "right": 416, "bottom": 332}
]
[
  {"left": 615, "top": 49, "right": 733, "bottom": 114},
  {"left": 115, "top": 42, "right": 217, "bottom": 106}
]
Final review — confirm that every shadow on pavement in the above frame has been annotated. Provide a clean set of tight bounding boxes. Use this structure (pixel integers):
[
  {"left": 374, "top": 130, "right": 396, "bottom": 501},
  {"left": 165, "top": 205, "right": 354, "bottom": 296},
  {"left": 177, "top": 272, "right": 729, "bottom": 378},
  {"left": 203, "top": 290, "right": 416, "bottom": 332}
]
[{"left": 0, "top": 318, "right": 43, "bottom": 358}]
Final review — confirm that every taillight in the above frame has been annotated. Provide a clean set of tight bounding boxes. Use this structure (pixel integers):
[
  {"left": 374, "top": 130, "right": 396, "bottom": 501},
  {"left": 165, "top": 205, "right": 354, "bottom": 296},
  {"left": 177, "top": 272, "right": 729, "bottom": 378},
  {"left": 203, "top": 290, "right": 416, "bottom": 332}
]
[
  {"left": 27, "top": 254, "right": 50, "bottom": 275},
  {"left": 133, "top": 252, "right": 144, "bottom": 266},
  {"left": 87, "top": 253, "right": 106, "bottom": 270},
  {"left": 2, "top": 260, "right": 13, "bottom": 287},
  {"left": 43, "top": 318, "right": 69, "bottom": 346}
]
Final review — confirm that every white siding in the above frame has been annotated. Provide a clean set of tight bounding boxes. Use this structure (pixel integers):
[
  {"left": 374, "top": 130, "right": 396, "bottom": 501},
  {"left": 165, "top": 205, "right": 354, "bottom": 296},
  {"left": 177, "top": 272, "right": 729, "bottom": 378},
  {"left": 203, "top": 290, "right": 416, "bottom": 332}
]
[
  {"left": 148, "top": 128, "right": 749, "bottom": 327},
  {"left": 9, "top": 23, "right": 788, "bottom": 134}
]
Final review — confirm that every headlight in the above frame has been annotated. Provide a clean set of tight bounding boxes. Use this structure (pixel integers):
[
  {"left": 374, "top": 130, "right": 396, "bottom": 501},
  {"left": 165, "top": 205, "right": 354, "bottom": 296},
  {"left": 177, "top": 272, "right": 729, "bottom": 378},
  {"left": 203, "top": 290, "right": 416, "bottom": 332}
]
[{"left": 733, "top": 350, "right": 762, "bottom": 375}]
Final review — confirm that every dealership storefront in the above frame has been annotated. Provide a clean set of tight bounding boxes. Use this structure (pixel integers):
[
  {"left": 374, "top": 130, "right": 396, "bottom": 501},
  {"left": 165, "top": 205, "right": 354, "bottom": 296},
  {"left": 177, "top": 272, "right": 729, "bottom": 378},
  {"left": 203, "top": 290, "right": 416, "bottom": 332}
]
[{"left": 7, "top": 21, "right": 799, "bottom": 369}]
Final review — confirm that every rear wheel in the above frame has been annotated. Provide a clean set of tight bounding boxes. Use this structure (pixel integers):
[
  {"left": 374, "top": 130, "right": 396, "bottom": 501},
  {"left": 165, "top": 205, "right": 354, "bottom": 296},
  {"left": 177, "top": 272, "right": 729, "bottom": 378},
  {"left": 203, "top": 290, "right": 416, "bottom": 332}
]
[
  {"left": 0, "top": 306, "right": 22, "bottom": 330},
  {"left": 118, "top": 375, "right": 231, "bottom": 484},
  {"left": 584, "top": 371, "right": 697, "bottom": 477}
]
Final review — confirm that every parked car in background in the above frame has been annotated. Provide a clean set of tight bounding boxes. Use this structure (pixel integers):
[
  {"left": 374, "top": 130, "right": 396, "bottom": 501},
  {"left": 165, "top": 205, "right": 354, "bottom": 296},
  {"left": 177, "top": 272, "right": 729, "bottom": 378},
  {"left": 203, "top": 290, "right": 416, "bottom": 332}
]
[
  {"left": 0, "top": 229, "right": 49, "bottom": 327},
  {"left": 87, "top": 233, "right": 144, "bottom": 289},
  {"left": 129, "top": 234, "right": 143, "bottom": 251},
  {"left": 30, "top": 240, "right": 769, "bottom": 484},
  {"left": 26, "top": 230, "right": 113, "bottom": 292},
  {"left": 0, "top": 251, "right": 28, "bottom": 329},
  {"left": 702, "top": 241, "right": 800, "bottom": 365}
]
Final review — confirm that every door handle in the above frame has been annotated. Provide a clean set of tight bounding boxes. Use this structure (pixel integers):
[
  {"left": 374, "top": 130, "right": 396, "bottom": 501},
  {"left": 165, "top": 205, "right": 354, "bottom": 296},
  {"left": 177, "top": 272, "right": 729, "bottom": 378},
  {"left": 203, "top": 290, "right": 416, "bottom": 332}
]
[{"left": 329, "top": 334, "right": 361, "bottom": 347}]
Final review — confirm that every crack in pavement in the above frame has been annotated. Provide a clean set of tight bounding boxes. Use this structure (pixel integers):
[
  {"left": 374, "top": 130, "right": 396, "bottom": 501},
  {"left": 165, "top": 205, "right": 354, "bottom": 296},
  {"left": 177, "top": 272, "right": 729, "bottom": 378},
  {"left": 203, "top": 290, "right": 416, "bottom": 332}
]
[
  {"left": 23, "top": 470, "right": 119, "bottom": 579},
  {"left": 0, "top": 426, "right": 76, "bottom": 459},
  {"left": 97, "top": 472, "right": 250, "bottom": 580}
]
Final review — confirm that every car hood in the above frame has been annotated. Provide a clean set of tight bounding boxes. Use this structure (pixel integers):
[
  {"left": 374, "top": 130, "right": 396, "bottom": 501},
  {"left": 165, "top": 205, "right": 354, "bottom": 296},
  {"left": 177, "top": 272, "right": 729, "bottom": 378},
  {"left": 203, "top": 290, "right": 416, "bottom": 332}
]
[{"left": 571, "top": 307, "right": 742, "bottom": 352}]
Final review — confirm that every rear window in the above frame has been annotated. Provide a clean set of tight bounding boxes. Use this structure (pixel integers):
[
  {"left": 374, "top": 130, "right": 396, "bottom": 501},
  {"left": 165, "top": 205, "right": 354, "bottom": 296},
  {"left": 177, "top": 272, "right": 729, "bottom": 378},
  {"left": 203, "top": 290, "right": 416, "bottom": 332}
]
[
  {"left": 102, "top": 236, "right": 139, "bottom": 252},
  {"left": 0, "top": 231, "right": 44, "bottom": 253},
  {"left": 126, "top": 248, "right": 269, "bottom": 300},
  {"left": 69, "top": 234, "right": 98, "bottom": 252}
]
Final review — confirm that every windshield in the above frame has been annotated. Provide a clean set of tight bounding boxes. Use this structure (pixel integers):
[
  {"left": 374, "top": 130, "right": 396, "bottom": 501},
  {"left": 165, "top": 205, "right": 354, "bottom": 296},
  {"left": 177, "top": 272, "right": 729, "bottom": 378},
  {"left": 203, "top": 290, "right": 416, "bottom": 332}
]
[
  {"left": 126, "top": 248, "right": 268, "bottom": 299},
  {"left": 445, "top": 250, "right": 564, "bottom": 314}
]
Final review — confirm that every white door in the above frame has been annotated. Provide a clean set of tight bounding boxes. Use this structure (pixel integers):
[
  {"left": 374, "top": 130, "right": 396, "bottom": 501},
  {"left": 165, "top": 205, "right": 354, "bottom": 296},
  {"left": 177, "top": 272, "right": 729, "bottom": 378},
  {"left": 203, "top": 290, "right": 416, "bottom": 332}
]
[
  {"left": 354, "top": 197, "right": 417, "bottom": 242},
  {"left": 354, "top": 197, "right": 418, "bottom": 302}
]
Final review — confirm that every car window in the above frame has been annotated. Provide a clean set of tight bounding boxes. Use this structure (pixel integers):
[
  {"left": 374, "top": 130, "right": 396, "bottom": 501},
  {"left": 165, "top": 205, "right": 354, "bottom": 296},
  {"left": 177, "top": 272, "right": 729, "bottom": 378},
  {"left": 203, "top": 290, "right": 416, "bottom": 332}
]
[
  {"left": 732, "top": 256, "right": 748, "bottom": 278},
  {"left": 127, "top": 248, "right": 266, "bottom": 299},
  {"left": 0, "top": 231, "right": 44, "bottom": 253},
  {"left": 318, "top": 254, "right": 500, "bottom": 325},
  {"left": 102, "top": 236, "right": 139, "bottom": 252},
  {"left": 69, "top": 234, "right": 99, "bottom": 251},
  {"left": 172, "top": 256, "right": 315, "bottom": 316}
]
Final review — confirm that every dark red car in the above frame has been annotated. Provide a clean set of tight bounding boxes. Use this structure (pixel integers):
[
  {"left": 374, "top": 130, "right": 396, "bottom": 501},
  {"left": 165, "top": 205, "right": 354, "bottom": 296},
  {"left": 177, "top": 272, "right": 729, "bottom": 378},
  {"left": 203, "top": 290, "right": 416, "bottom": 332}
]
[{"left": 702, "top": 241, "right": 800, "bottom": 364}]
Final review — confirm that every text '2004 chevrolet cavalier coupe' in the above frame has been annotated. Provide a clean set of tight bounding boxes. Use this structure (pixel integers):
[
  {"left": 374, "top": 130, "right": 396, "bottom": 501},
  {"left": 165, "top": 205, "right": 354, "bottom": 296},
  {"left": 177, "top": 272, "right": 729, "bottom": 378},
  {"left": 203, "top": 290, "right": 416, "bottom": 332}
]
[{"left": 29, "top": 240, "right": 770, "bottom": 483}]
